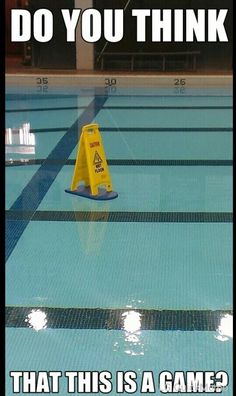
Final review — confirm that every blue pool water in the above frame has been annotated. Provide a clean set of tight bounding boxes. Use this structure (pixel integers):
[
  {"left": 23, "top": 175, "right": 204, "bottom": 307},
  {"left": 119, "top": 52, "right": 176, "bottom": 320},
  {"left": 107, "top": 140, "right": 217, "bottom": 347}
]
[{"left": 5, "top": 86, "right": 232, "bottom": 395}]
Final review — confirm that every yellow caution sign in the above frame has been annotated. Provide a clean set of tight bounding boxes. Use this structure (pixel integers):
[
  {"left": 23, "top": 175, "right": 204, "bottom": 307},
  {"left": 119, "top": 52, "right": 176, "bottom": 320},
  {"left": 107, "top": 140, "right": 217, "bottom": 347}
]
[{"left": 65, "top": 123, "right": 118, "bottom": 200}]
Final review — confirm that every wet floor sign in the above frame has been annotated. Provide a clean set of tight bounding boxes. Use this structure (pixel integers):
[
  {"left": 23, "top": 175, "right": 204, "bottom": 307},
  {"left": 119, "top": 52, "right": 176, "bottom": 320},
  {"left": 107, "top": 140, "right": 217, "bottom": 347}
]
[{"left": 65, "top": 123, "right": 118, "bottom": 200}]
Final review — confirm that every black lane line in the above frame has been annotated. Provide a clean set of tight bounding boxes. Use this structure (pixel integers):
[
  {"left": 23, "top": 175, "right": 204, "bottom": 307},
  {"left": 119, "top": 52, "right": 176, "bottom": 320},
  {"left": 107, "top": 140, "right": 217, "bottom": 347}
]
[
  {"left": 5, "top": 95, "right": 108, "bottom": 261},
  {"left": 6, "top": 106, "right": 87, "bottom": 113},
  {"left": 6, "top": 210, "right": 232, "bottom": 223},
  {"left": 33, "top": 127, "right": 69, "bottom": 133},
  {"left": 6, "top": 105, "right": 232, "bottom": 113},
  {"left": 31, "top": 127, "right": 233, "bottom": 133},
  {"left": 102, "top": 106, "right": 232, "bottom": 110},
  {"left": 5, "top": 91, "right": 103, "bottom": 101},
  {"left": 6, "top": 306, "right": 232, "bottom": 331},
  {"left": 6, "top": 94, "right": 79, "bottom": 101},
  {"left": 105, "top": 94, "right": 233, "bottom": 98},
  {"left": 5, "top": 159, "right": 233, "bottom": 167},
  {"left": 100, "top": 127, "right": 233, "bottom": 132}
]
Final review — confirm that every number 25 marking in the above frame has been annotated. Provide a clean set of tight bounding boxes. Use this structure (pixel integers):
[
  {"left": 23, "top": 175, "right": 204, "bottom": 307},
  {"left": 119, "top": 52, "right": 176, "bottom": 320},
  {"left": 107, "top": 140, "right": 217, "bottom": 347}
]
[{"left": 174, "top": 78, "right": 186, "bottom": 86}]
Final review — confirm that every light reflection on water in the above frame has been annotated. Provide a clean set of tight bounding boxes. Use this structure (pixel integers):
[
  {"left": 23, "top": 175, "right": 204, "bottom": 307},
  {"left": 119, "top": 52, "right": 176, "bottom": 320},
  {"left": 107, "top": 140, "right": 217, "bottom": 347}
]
[
  {"left": 215, "top": 313, "right": 233, "bottom": 342},
  {"left": 113, "top": 310, "right": 146, "bottom": 357},
  {"left": 25, "top": 309, "right": 47, "bottom": 331}
]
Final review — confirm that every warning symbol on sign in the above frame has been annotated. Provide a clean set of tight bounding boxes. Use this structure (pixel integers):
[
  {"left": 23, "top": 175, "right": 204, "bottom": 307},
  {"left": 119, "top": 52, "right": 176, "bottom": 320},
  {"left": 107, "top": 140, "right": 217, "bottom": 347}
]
[{"left": 93, "top": 151, "right": 103, "bottom": 165}]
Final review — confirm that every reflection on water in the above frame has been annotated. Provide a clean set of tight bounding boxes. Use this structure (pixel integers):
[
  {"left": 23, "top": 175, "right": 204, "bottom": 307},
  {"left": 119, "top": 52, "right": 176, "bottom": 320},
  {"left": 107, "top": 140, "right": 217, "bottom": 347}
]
[
  {"left": 25, "top": 309, "right": 47, "bottom": 331},
  {"left": 5, "top": 123, "right": 36, "bottom": 156},
  {"left": 72, "top": 199, "right": 111, "bottom": 254},
  {"left": 122, "top": 310, "right": 141, "bottom": 335},
  {"left": 215, "top": 314, "right": 233, "bottom": 342},
  {"left": 113, "top": 310, "right": 146, "bottom": 357},
  {"left": 126, "top": 298, "right": 145, "bottom": 309}
]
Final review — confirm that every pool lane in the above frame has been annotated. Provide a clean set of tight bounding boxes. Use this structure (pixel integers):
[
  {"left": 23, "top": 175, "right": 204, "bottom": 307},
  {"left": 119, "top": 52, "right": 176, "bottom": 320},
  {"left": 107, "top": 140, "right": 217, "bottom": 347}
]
[
  {"left": 6, "top": 221, "right": 232, "bottom": 310},
  {"left": 69, "top": 131, "right": 232, "bottom": 160},
  {"left": 32, "top": 165, "right": 232, "bottom": 213},
  {"left": 105, "top": 95, "right": 233, "bottom": 107},
  {"left": 6, "top": 327, "right": 233, "bottom": 395},
  {"left": 5, "top": 95, "right": 92, "bottom": 111},
  {"left": 6, "top": 166, "right": 41, "bottom": 208},
  {"left": 8, "top": 130, "right": 232, "bottom": 162},
  {"left": 5, "top": 108, "right": 84, "bottom": 130},
  {"left": 6, "top": 95, "right": 232, "bottom": 112},
  {"left": 94, "top": 108, "right": 232, "bottom": 129},
  {"left": 6, "top": 131, "right": 67, "bottom": 161}
]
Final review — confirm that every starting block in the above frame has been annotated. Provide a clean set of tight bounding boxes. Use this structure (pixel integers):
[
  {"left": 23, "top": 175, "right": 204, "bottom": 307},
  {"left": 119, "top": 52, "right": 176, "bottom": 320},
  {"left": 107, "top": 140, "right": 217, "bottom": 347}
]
[{"left": 65, "top": 123, "right": 118, "bottom": 200}]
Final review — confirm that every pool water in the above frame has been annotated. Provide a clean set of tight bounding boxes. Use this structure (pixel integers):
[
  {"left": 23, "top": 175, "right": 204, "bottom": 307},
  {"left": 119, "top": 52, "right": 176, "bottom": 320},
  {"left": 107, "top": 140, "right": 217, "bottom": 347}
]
[{"left": 5, "top": 86, "right": 233, "bottom": 395}]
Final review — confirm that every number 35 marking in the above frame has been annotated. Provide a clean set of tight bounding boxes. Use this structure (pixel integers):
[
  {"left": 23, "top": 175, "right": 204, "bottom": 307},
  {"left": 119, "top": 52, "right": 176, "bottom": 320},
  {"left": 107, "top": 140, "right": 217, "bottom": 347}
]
[{"left": 36, "top": 77, "right": 48, "bottom": 85}]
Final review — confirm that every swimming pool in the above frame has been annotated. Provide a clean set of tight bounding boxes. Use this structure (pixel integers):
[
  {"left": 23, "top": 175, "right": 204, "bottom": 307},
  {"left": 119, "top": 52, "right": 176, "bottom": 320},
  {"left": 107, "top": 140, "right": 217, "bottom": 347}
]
[{"left": 5, "top": 85, "right": 233, "bottom": 395}]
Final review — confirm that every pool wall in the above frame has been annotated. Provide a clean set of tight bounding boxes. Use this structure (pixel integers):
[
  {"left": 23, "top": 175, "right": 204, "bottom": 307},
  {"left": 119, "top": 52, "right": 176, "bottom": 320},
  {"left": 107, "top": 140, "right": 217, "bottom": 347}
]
[{"left": 6, "top": 74, "right": 232, "bottom": 90}]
